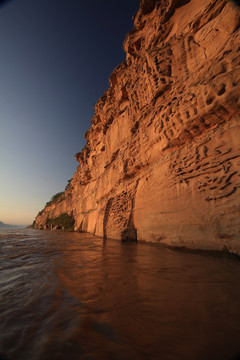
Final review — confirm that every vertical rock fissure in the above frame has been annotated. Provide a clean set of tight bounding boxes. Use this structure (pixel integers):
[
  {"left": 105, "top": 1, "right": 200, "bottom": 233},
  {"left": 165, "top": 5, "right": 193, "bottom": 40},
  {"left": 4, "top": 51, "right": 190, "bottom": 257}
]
[
  {"left": 121, "top": 180, "right": 139, "bottom": 242},
  {"left": 103, "top": 198, "right": 113, "bottom": 239}
]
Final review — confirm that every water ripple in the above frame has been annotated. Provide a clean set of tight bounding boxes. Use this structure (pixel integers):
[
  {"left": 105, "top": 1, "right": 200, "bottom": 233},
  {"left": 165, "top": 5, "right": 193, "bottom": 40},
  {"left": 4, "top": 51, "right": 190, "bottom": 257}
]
[{"left": 0, "top": 229, "right": 240, "bottom": 360}]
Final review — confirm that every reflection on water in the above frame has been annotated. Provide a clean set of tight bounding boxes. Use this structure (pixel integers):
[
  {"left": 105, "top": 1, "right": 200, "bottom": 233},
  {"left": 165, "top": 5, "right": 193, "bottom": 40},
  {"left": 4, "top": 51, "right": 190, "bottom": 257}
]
[{"left": 1, "top": 229, "right": 240, "bottom": 360}]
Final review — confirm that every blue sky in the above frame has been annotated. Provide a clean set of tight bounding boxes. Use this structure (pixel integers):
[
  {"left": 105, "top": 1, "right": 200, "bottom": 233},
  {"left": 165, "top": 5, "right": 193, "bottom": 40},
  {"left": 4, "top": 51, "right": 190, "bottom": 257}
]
[{"left": 0, "top": 0, "right": 140, "bottom": 225}]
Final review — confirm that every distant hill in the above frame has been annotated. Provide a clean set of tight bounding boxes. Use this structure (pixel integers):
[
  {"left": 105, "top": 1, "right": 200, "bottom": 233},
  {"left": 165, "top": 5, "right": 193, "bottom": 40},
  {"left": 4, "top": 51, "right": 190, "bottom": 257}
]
[{"left": 0, "top": 221, "right": 18, "bottom": 228}]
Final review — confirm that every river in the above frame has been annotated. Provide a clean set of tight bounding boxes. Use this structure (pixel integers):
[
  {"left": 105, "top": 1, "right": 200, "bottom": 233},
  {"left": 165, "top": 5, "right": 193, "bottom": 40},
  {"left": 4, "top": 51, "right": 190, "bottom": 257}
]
[{"left": 1, "top": 229, "right": 240, "bottom": 360}]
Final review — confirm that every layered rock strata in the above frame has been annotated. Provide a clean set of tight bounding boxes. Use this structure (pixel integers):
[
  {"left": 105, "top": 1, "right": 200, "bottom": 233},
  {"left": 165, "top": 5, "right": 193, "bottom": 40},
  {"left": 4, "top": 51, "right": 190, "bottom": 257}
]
[{"left": 34, "top": 0, "right": 240, "bottom": 253}]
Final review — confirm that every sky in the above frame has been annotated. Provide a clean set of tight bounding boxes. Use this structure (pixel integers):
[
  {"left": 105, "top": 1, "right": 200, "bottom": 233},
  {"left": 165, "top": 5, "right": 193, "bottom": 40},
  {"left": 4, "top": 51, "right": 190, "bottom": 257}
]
[{"left": 0, "top": 0, "right": 140, "bottom": 225}]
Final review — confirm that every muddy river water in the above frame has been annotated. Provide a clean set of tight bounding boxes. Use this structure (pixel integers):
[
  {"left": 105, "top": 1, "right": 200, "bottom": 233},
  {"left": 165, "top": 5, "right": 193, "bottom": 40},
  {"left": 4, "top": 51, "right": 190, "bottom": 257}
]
[{"left": 1, "top": 229, "right": 240, "bottom": 360}]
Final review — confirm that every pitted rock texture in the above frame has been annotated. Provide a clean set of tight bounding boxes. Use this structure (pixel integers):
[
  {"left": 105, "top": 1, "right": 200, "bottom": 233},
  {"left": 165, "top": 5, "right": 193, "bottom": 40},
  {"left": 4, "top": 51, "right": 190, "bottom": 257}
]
[{"left": 34, "top": 0, "right": 240, "bottom": 254}]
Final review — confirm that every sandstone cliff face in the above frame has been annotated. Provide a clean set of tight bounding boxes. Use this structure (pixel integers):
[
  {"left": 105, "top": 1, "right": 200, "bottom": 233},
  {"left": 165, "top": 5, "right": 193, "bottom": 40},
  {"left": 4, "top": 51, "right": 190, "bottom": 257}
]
[{"left": 34, "top": 0, "right": 240, "bottom": 254}]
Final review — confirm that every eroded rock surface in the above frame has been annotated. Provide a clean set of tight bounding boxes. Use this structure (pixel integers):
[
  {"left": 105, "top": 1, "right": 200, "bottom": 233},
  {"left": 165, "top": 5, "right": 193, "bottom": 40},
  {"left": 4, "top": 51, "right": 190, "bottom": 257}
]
[{"left": 34, "top": 0, "right": 240, "bottom": 253}]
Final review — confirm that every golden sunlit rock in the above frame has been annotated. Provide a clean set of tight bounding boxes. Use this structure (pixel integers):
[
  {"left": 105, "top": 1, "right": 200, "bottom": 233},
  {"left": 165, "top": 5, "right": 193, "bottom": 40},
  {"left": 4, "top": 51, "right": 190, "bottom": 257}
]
[{"left": 34, "top": 0, "right": 240, "bottom": 253}]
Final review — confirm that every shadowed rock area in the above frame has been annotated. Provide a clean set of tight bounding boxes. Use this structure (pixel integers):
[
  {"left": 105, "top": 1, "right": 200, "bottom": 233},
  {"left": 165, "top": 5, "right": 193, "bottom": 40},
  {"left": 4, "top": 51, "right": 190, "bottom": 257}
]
[{"left": 34, "top": 0, "right": 240, "bottom": 254}]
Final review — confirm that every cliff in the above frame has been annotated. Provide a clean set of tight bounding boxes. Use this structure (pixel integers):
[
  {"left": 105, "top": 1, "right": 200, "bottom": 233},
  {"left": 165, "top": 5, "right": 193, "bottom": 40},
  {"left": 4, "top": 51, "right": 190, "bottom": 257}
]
[{"left": 34, "top": 0, "right": 240, "bottom": 254}]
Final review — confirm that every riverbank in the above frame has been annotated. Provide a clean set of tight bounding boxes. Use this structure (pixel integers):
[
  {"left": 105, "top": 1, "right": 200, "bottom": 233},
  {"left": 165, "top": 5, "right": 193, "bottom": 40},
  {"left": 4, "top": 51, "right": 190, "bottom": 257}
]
[{"left": 32, "top": 226, "right": 240, "bottom": 261}]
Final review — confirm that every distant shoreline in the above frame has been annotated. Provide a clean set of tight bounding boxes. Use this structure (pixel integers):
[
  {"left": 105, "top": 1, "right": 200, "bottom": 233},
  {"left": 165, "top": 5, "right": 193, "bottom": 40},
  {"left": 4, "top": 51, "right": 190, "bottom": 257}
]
[{"left": 0, "top": 221, "right": 26, "bottom": 229}]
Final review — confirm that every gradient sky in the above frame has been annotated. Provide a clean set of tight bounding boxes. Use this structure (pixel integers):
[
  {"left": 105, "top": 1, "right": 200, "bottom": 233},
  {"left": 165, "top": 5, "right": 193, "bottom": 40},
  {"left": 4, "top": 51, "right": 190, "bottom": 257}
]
[{"left": 0, "top": 0, "right": 140, "bottom": 225}]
